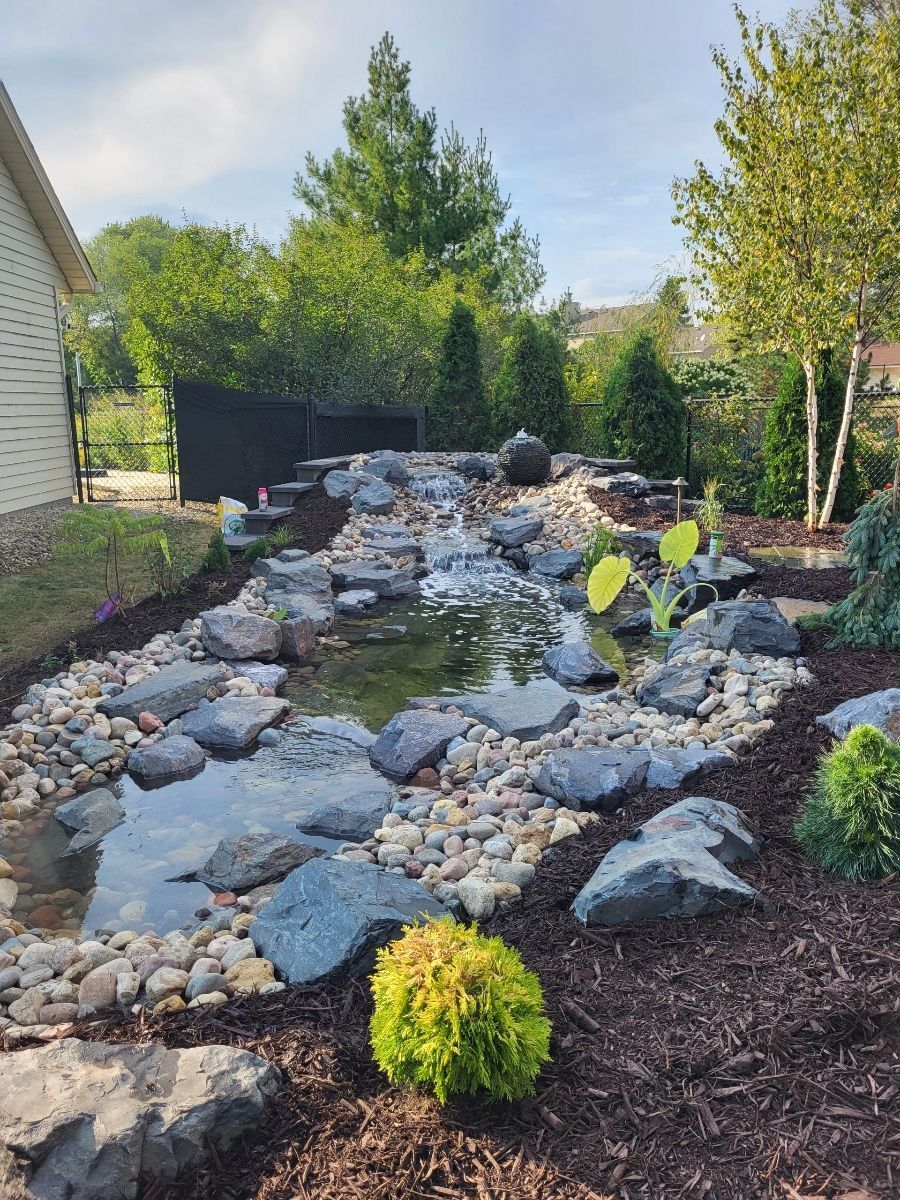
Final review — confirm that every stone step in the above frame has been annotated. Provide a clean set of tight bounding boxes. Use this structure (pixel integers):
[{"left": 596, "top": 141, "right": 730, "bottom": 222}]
[
  {"left": 268, "top": 481, "right": 316, "bottom": 507},
  {"left": 294, "top": 456, "right": 353, "bottom": 483},
  {"left": 242, "top": 506, "right": 294, "bottom": 535},
  {"left": 224, "top": 533, "right": 259, "bottom": 551},
  {"left": 586, "top": 457, "right": 637, "bottom": 473}
]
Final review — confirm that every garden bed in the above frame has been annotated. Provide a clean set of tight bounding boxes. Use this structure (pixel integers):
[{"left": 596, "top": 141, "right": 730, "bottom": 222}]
[
  {"left": 81, "top": 628, "right": 900, "bottom": 1200},
  {"left": 0, "top": 485, "right": 348, "bottom": 726}
]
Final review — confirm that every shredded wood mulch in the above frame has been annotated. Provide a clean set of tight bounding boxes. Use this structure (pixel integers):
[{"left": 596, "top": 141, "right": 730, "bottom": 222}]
[
  {"left": 65, "top": 630, "right": 897, "bottom": 1200},
  {"left": 0, "top": 485, "right": 349, "bottom": 724},
  {"left": 589, "top": 489, "right": 850, "bottom": 553}
]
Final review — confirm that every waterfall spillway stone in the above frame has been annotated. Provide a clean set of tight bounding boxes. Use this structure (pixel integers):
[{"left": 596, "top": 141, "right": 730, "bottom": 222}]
[{"left": 408, "top": 471, "right": 467, "bottom": 504}]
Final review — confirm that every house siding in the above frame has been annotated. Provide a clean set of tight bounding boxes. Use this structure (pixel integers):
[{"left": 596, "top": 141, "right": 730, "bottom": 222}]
[{"left": 0, "top": 155, "right": 74, "bottom": 515}]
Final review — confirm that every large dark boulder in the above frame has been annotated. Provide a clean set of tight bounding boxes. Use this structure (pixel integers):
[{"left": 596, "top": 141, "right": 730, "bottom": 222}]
[
  {"left": 488, "top": 516, "right": 544, "bottom": 548},
  {"left": 323, "top": 470, "right": 371, "bottom": 501},
  {"left": 542, "top": 641, "right": 619, "bottom": 687},
  {"left": 679, "top": 554, "right": 758, "bottom": 604},
  {"left": 816, "top": 689, "right": 900, "bottom": 739},
  {"left": 457, "top": 455, "right": 494, "bottom": 481},
  {"left": 351, "top": 480, "right": 396, "bottom": 515},
  {"left": 528, "top": 549, "right": 584, "bottom": 579},
  {"left": 294, "top": 788, "right": 393, "bottom": 841},
  {"left": 127, "top": 735, "right": 206, "bottom": 782},
  {"left": 365, "top": 452, "right": 410, "bottom": 487},
  {"left": 251, "top": 858, "right": 446, "bottom": 984},
  {"left": 536, "top": 746, "right": 651, "bottom": 812},
  {"left": 705, "top": 599, "right": 801, "bottom": 657},
  {"left": 98, "top": 661, "right": 223, "bottom": 724},
  {"left": 181, "top": 696, "right": 290, "bottom": 750},
  {"left": 636, "top": 662, "right": 712, "bottom": 717},
  {"left": 445, "top": 685, "right": 579, "bottom": 741},
  {"left": 497, "top": 434, "right": 551, "bottom": 485},
  {"left": 199, "top": 607, "right": 281, "bottom": 662},
  {"left": 253, "top": 554, "right": 333, "bottom": 600},
  {"left": 172, "top": 832, "right": 319, "bottom": 891},
  {"left": 549, "top": 452, "right": 587, "bottom": 480},
  {"left": 54, "top": 789, "right": 125, "bottom": 856},
  {"left": 369, "top": 709, "right": 468, "bottom": 780}
]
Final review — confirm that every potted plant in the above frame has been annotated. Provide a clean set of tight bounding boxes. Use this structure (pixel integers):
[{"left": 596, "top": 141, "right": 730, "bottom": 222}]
[{"left": 586, "top": 519, "right": 716, "bottom": 640}]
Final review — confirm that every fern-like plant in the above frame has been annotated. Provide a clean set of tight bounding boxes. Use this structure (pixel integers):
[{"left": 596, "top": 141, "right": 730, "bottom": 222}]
[
  {"left": 370, "top": 918, "right": 551, "bottom": 1104},
  {"left": 796, "top": 724, "right": 900, "bottom": 880},
  {"left": 56, "top": 506, "right": 169, "bottom": 613}
]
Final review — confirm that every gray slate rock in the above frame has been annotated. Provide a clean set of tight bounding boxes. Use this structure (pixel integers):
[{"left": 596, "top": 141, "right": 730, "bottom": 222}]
[
  {"left": 273, "top": 592, "right": 335, "bottom": 633},
  {"left": 680, "top": 554, "right": 758, "bottom": 604},
  {"left": 329, "top": 560, "right": 419, "bottom": 598},
  {"left": 199, "top": 606, "right": 281, "bottom": 662},
  {"left": 611, "top": 607, "right": 689, "bottom": 638},
  {"left": 528, "top": 549, "right": 584, "bottom": 579},
  {"left": 549, "top": 452, "right": 587, "bottom": 479},
  {"left": 127, "top": 735, "right": 206, "bottom": 781},
  {"left": 537, "top": 746, "right": 651, "bottom": 812},
  {"left": 181, "top": 696, "right": 290, "bottom": 750},
  {"left": 370, "top": 709, "right": 468, "bottom": 779},
  {"left": 593, "top": 472, "right": 650, "bottom": 497},
  {"left": 361, "top": 536, "right": 423, "bottom": 560},
  {"left": 223, "top": 660, "right": 288, "bottom": 691},
  {"left": 297, "top": 714, "right": 377, "bottom": 748},
  {"left": 323, "top": 469, "right": 371, "bottom": 501},
  {"left": 69, "top": 736, "right": 117, "bottom": 767},
  {"left": 352, "top": 480, "right": 396, "bottom": 515},
  {"left": 98, "top": 660, "right": 223, "bottom": 724},
  {"left": 618, "top": 530, "right": 663, "bottom": 559},
  {"left": 816, "top": 689, "right": 900, "bottom": 739},
  {"left": 572, "top": 796, "right": 759, "bottom": 925},
  {"left": 334, "top": 589, "right": 379, "bottom": 614},
  {"left": 705, "top": 599, "right": 801, "bottom": 657},
  {"left": 174, "top": 832, "right": 320, "bottom": 891},
  {"left": 457, "top": 455, "right": 494, "bottom": 480},
  {"left": 54, "top": 789, "right": 125, "bottom": 856},
  {"left": 542, "top": 641, "right": 619, "bottom": 687},
  {"left": 488, "top": 516, "right": 543, "bottom": 548},
  {"left": 559, "top": 586, "right": 588, "bottom": 610},
  {"left": 665, "top": 620, "right": 711, "bottom": 661},
  {"left": 364, "top": 454, "right": 410, "bottom": 487},
  {"left": 645, "top": 744, "right": 733, "bottom": 790},
  {"left": 445, "top": 685, "right": 580, "bottom": 741},
  {"left": 253, "top": 555, "right": 333, "bottom": 600},
  {"left": 295, "top": 788, "right": 393, "bottom": 841},
  {"left": 251, "top": 858, "right": 446, "bottom": 984},
  {"left": 636, "top": 661, "right": 712, "bottom": 717},
  {"left": 0, "top": 1037, "right": 280, "bottom": 1200}
]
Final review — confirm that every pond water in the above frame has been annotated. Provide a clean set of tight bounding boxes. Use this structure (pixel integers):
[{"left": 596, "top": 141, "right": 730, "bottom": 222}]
[
  {"left": 22, "top": 471, "right": 660, "bottom": 935},
  {"left": 749, "top": 545, "right": 848, "bottom": 569}
]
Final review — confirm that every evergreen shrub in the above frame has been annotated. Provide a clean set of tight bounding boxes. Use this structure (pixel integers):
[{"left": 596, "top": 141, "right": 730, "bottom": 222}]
[
  {"left": 241, "top": 537, "right": 269, "bottom": 562},
  {"left": 201, "top": 529, "right": 231, "bottom": 572},
  {"left": 428, "top": 301, "right": 492, "bottom": 451},
  {"left": 796, "top": 724, "right": 900, "bottom": 880},
  {"left": 369, "top": 918, "right": 552, "bottom": 1104},
  {"left": 599, "top": 331, "right": 686, "bottom": 477},
  {"left": 492, "top": 313, "right": 571, "bottom": 451}
]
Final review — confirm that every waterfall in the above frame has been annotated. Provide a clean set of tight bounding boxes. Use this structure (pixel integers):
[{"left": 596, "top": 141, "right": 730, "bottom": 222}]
[
  {"left": 427, "top": 547, "right": 513, "bottom": 575},
  {"left": 408, "top": 472, "right": 467, "bottom": 503}
]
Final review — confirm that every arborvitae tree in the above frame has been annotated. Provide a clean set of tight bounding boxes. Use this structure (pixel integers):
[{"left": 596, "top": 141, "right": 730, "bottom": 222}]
[
  {"left": 598, "top": 331, "right": 686, "bottom": 477},
  {"left": 756, "top": 352, "right": 861, "bottom": 522},
  {"left": 491, "top": 313, "right": 572, "bottom": 452},
  {"left": 427, "top": 302, "right": 491, "bottom": 451}
]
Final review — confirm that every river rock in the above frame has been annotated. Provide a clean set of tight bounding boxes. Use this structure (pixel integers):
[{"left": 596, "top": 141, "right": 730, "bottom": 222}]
[
  {"left": 174, "top": 832, "right": 320, "bottom": 891},
  {"left": 458, "top": 455, "right": 493, "bottom": 481},
  {"left": 542, "top": 641, "right": 619, "bottom": 687},
  {"left": 181, "top": 696, "right": 290, "bottom": 750},
  {"left": 69, "top": 736, "right": 118, "bottom": 767},
  {"left": 488, "top": 516, "right": 543, "bottom": 548},
  {"left": 0, "top": 1038, "right": 281, "bottom": 1200},
  {"left": 537, "top": 746, "right": 651, "bottom": 811},
  {"left": 571, "top": 796, "right": 759, "bottom": 925},
  {"left": 704, "top": 599, "right": 801, "bottom": 657},
  {"left": 295, "top": 788, "right": 393, "bottom": 841},
  {"left": 559, "top": 586, "right": 588, "bottom": 610},
  {"left": 223, "top": 660, "right": 288, "bottom": 691},
  {"left": 329, "top": 561, "right": 419, "bottom": 598},
  {"left": 98, "top": 661, "right": 223, "bottom": 724},
  {"left": 365, "top": 452, "right": 410, "bottom": 487},
  {"left": 251, "top": 858, "right": 446, "bottom": 984},
  {"left": 199, "top": 606, "right": 281, "bottom": 661},
  {"left": 54, "top": 788, "right": 126, "bottom": 856},
  {"left": 528, "top": 549, "right": 584, "bottom": 579},
  {"left": 636, "top": 661, "right": 712, "bottom": 717},
  {"left": 816, "top": 689, "right": 900, "bottom": 739},
  {"left": 441, "top": 684, "right": 580, "bottom": 741},
  {"left": 352, "top": 480, "right": 396, "bottom": 515},
  {"left": 369, "top": 710, "right": 468, "bottom": 780},
  {"left": 127, "top": 735, "right": 206, "bottom": 781}
]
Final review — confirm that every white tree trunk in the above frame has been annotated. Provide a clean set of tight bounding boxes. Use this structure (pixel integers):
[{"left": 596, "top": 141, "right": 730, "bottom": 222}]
[
  {"left": 818, "top": 328, "right": 865, "bottom": 527},
  {"left": 804, "top": 358, "right": 818, "bottom": 531}
]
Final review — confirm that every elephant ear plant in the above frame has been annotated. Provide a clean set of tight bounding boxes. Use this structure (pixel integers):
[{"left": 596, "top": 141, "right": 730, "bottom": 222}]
[{"left": 586, "top": 519, "right": 715, "bottom": 637}]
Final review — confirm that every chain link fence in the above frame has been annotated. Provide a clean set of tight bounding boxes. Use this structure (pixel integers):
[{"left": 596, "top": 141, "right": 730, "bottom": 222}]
[
  {"left": 569, "top": 403, "right": 606, "bottom": 457},
  {"left": 77, "top": 385, "right": 177, "bottom": 502}
]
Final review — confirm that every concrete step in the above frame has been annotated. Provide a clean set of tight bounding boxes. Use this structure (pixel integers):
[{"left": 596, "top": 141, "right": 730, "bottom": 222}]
[
  {"left": 223, "top": 533, "right": 260, "bottom": 551},
  {"left": 294, "top": 456, "right": 353, "bottom": 483},
  {"left": 586, "top": 457, "right": 638, "bottom": 473},
  {"left": 268, "top": 481, "right": 316, "bottom": 507},
  {"left": 242, "top": 505, "right": 294, "bottom": 535}
]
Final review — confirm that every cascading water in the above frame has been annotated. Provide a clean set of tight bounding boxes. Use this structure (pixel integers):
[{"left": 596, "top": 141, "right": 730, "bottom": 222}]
[
  {"left": 408, "top": 471, "right": 468, "bottom": 504},
  {"left": 408, "top": 470, "right": 510, "bottom": 576}
]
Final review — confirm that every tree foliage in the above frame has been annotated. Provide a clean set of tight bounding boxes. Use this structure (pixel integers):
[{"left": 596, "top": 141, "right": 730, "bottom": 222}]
[
  {"left": 295, "top": 33, "right": 544, "bottom": 308},
  {"left": 492, "top": 313, "right": 572, "bottom": 451},
  {"left": 599, "top": 331, "right": 686, "bottom": 477},
  {"left": 427, "top": 301, "right": 492, "bottom": 451},
  {"left": 756, "top": 352, "right": 860, "bottom": 521}
]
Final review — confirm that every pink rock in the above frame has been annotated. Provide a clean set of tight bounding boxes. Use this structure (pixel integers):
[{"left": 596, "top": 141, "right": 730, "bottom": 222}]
[
  {"left": 443, "top": 835, "right": 465, "bottom": 858},
  {"left": 343, "top": 849, "right": 376, "bottom": 863},
  {"left": 138, "top": 712, "right": 163, "bottom": 734},
  {"left": 404, "top": 859, "right": 424, "bottom": 879},
  {"left": 260, "top": 686, "right": 275, "bottom": 697},
  {"left": 439, "top": 856, "right": 468, "bottom": 881}
]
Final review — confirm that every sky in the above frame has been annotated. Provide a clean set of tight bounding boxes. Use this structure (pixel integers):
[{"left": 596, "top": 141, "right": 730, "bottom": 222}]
[{"left": 2, "top": 0, "right": 797, "bottom": 308}]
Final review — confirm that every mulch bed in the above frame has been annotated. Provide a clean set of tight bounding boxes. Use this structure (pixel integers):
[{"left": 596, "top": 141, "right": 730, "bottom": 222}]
[
  {"left": 589, "top": 489, "right": 850, "bottom": 553},
  {"left": 0, "top": 485, "right": 348, "bottom": 725},
  {"left": 67, "top": 629, "right": 899, "bottom": 1200},
  {"left": 748, "top": 561, "right": 855, "bottom": 605}
]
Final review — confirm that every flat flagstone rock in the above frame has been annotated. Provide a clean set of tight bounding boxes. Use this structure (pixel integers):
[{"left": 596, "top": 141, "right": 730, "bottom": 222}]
[
  {"left": 705, "top": 599, "right": 800, "bottom": 657},
  {"left": 253, "top": 555, "right": 333, "bottom": 599},
  {"left": 816, "top": 689, "right": 900, "bottom": 739},
  {"left": 771, "top": 596, "right": 830, "bottom": 625},
  {"left": 334, "top": 589, "right": 379, "bottom": 614},
  {"left": 537, "top": 746, "right": 652, "bottom": 812},
  {"left": 251, "top": 858, "right": 446, "bottom": 985},
  {"left": 200, "top": 606, "right": 281, "bottom": 662},
  {"left": 488, "top": 515, "right": 544, "bottom": 548},
  {"left": 181, "top": 696, "right": 290, "bottom": 750},
  {"left": 528, "top": 548, "right": 584, "bottom": 579},
  {"left": 0, "top": 1037, "right": 281, "bottom": 1200},
  {"left": 273, "top": 592, "right": 335, "bottom": 633},
  {"left": 127, "top": 735, "right": 206, "bottom": 781},
  {"left": 441, "top": 685, "right": 580, "bottom": 741},
  {"left": 636, "top": 661, "right": 712, "bottom": 717},
  {"left": 369, "top": 709, "right": 468, "bottom": 779},
  {"left": 542, "top": 641, "right": 619, "bottom": 687},
  {"left": 295, "top": 788, "right": 393, "bottom": 841},
  {"left": 572, "top": 796, "right": 759, "bottom": 926},
  {"left": 361, "top": 535, "right": 424, "bottom": 559},
  {"left": 679, "top": 554, "right": 758, "bottom": 603},
  {"left": 618, "top": 530, "right": 663, "bottom": 558},
  {"left": 54, "top": 788, "right": 125, "bottom": 856},
  {"left": 98, "top": 660, "right": 223, "bottom": 723},
  {"left": 329, "top": 560, "right": 419, "bottom": 598},
  {"left": 172, "top": 832, "right": 320, "bottom": 891},
  {"left": 351, "top": 480, "right": 396, "bottom": 515},
  {"left": 297, "top": 715, "right": 376, "bottom": 748},
  {"left": 223, "top": 660, "right": 288, "bottom": 690}
]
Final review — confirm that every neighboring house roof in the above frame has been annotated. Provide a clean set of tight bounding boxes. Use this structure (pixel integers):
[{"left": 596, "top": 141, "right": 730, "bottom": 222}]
[
  {"left": 865, "top": 341, "right": 900, "bottom": 370},
  {"left": 570, "top": 302, "right": 717, "bottom": 359},
  {"left": 0, "top": 81, "right": 97, "bottom": 294}
]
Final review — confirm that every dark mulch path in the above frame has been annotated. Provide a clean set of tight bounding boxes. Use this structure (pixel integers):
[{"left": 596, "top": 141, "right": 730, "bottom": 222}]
[
  {"left": 65, "top": 630, "right": 899, "bottom": 1200},
  {"left": 0, "top": 485, "right": 348, "bottom": 724},
  {"left": 589, "top": 489, "right": 850, "bottom": 552}
]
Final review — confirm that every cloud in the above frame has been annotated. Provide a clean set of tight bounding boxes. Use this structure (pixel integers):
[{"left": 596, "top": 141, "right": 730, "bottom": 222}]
[{"left": 38, "top": 4, "right": 323, "bottom": 204}]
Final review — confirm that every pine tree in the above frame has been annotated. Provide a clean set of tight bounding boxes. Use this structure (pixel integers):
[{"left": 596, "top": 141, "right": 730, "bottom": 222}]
[
  {"left": 599, "top": 331, "right": 686, "bottom": 477},
  {"left": 427, "top": 302, "right": 491, "bottom": 451},
  {"left": 756, "top": 352, "right": 860, "bottom": 521},
  {"left": 491, "top": 313, "right": 572, "bottom": 452}
]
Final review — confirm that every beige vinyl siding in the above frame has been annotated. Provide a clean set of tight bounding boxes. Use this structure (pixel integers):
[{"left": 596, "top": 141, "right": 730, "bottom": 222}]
[{"left": 0, "top": 154, "right": 74, "bottom": 515}]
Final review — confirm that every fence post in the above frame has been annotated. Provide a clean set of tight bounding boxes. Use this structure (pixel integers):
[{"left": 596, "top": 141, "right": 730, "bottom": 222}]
[
  {"left": 685, "top": 399, "right": 692, "bottom": 483},
  {"left": 65, "top": 374, "right": 84, "bottom": 505}
]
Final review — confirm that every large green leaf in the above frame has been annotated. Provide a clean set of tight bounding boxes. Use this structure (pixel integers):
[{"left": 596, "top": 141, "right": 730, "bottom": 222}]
[
  {"left": 587, "top": 556, "right": 630, "bottom": 613},
  {"left": 659, "top": 520, "right": 699, "bottom": 569}
]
